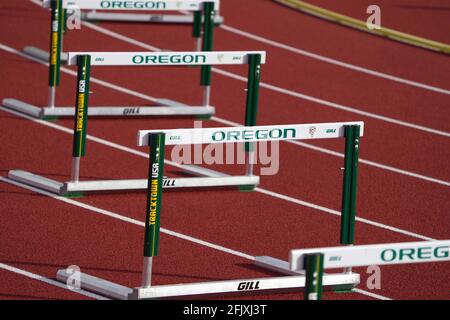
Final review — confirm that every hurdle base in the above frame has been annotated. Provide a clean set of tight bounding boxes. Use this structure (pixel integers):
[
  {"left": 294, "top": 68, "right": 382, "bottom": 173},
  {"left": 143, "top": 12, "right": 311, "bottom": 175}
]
[
  {"left": 62, "top": 176, "right": 259, "bottom": 194},
  {"left": 23, "top": 46, "right": 68, "bottom": 63},
  {"left": 56, "top": 267, "right": 359, "bottom": 300},
  {"left": 254, "top": 256, "right": 360, "bottom": 293},
  {"left": 2, "top": 98, "right": 215, "bottom": 119},
  {"left": 82, "top": 12, "right": 224, "bottom": 25},
  {"left": 7, "top": 170, "right": 259, "bottom": 196},
  {"left": 56, "top": 269, "right": 133, "bottom": 300}
]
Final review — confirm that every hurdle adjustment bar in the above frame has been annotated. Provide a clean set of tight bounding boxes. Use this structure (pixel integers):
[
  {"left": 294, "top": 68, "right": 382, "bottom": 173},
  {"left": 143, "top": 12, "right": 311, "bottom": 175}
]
[
  {"left": 23, "top": 46, "right": 69, "bottom": 63},
  {"left": 56, "top": 269, "right": 133, "bottom": 300},
  {"left": 55, "top": 267, "right": 359, "bottom": 300},
  {"left": 7, "top": 170, "right": 259, "bottom": 195},
  {"left": 1, "top": 99, "right": 215, "bottom": 119},
  {"left": 82, "top": 11, "right": 224, "bottom": 24}
]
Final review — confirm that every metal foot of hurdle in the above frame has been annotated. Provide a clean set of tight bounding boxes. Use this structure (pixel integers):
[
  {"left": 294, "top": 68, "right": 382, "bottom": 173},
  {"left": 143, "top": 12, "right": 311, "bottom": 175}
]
[
  {"left": 8, "top": 0, "right": 220, "bottom": 119},
  {"left": 54, "top": 121, "right": 364, "bottom": 299},
  {"left": 2, "top": 98, "right": 212, "bottom": 119},
  {"left": 6, "top": 51, "right": 266, "bottom": 195},
  {"left": 7, "top": 169, "right": 259, "bottom": 195},
  {"left": 57, "top": 240, "right": 450, "bottom": 300},
  {"left": 82, "top": 12, "right": 224, "bottom": 24}
]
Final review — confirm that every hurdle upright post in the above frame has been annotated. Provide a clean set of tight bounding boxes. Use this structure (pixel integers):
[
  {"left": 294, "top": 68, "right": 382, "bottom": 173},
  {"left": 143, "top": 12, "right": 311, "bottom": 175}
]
[
  {"left": 340, "top": 125, "right": 361, "bottom": 273},
  {"left": 304, "top": 253, "right": 324, "bottom": 300},
  {"left": 193, "top": 10, "right": 202, "bottom": 51},
  {"left": 63, "top": 8, "right": 68, "bottom": 34},
  {"left": 142, "top": 133, "right": 166, "bottom": 287},
  {"left": 244, "top": 54, "right": 262, "bottom": 176},
  {"left": 48, "top": 0, "right": 64, "bottom": 108},
  {"left": 70, "top": 55, "right": 91, "bottom": 183},
  {"left": 200, "top": 2, "right": 216, "bottom": 108}
]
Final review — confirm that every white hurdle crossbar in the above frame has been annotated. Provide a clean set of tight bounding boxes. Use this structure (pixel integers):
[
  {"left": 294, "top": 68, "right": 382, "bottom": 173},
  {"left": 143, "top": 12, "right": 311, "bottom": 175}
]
[
  {"left": 290, "top": 240, "right": 450, "bottom": 271},
  {"left": 137, "top": 121, "right": 363, "bottom": 146}
]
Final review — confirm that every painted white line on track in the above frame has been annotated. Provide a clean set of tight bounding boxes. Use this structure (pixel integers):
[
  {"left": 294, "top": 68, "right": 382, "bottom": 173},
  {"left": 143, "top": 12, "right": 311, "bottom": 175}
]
[
  {"left": 353, "top": 288, "right": 392, "bottom": 300},
  {"left": 0, "top": 262, "right": 108, "bottom": 300},
  {"left": 210, "top": 116, "right": 450, "bottom": 187},
  {"left": 77, "top": 19, "right": 450, "bottom": 138},
  {"left": 218, "top": 24, "right": 450, "bottom": 96},
  {"left": 212, "top": 68, "right": 450, "bottom": 137},
  {"left": 0, "top": 176, "right": 254, "bottom": 261},
  {"left": 177, "top": 8, "right": 450, "bottom": 96}
]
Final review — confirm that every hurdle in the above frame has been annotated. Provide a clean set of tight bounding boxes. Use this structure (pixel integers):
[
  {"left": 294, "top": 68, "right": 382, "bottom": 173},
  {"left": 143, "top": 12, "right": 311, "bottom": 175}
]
[
  {"left": 3, "top": 0, "right": 220, "bottom": 119},
  {"left": 7, "top": 51, "right": 266, "bottom": 195},
  {"left": 290, "top": 240, "right": 450, "bottom": 300},
  {"left": 80, "top": 1, "right": 224, "bottom": 25},
  {"left": 41, "top": 0, "right": 224, "bottom": 25},
  {"left": 255, "top": 122, "right": 362, "bottom": 276},
  {"left": 55, "top": 121, "right": 364, "bottom": 299},
  {"left": 34, "top": 0, "right": 220, "bottom": 58}
]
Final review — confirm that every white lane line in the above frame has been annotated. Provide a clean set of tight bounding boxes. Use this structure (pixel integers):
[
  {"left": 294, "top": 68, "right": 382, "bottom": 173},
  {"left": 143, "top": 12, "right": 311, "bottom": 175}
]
[
  {"left": 219, "top": 24, "right": 450, "bottom": 96},
  {"left": 22, "top": 4, "right": 448, "bottom": 138},
  {"left": 80, "top": 22, "right": 450, "bottom": 137},
  {"left": 0, "top": 176, "right": 255, "bottom": 261},
  {"left": 0, "top": 101, "right": 437, "bottom": 242},
  {"left": 254, "top": 188, "right": 435, "bottom": 241},
  {"left": 212, "top": 68, "right": 450, "bottom": 137},
  {"left": 0, "top": 262, "right": 108, "bottom": 300},
  {"left": 0, "top": 176, "right": 389, "bottom": 300},
  {"left": 210, "top": 116, "right": 450, "bottom": 187},
  {"left": 2, "top": 42, "right": 448, "bottom": 188},
  {"left": 177, "top": 7, "right": 450, "bottom": 96},
  {"left": 353, "top": 288, "right": 392, "bottom": 300}
]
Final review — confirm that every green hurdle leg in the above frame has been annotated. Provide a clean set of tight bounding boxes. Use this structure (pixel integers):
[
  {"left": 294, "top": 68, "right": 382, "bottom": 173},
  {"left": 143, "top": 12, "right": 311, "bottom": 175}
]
[
  {"left": 192, "top": 10, "right": 202, "bottom": 51},
  {"left": 63, "top": 8, "right": 68, "bottom": 34},
  {"left": 70, "top": 55, "right": 91, "bottom": 189},
  {"left": 142, "top": 133, "right": 166, "bottom": 287},
  {"left": 200, "top": 2, "right": 216, "bottom": 107},
  {"left": 245, "top": 54, "right": 262, "bottom": 128},
  {"left": 340, "top": 125, "right": 361, "bottom": 245},
  {"left": 304, "top": 253, "right": 324, "bottom": 300},
  {"left": 244, "top": 54, "right": 262, "bottom": 178},
  {"left": 48, "top": 0, "right": 63, "bottom": 108}
]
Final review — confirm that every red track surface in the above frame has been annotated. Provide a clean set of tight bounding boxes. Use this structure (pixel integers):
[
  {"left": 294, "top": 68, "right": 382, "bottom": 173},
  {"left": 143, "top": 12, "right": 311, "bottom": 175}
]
[{"left": 0, "top": 0, "right": 449, "bottom": 300}]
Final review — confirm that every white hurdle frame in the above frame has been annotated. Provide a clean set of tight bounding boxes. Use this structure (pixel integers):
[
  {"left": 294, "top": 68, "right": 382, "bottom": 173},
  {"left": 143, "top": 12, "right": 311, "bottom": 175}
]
[
  {"left": 3, "top": 0, "right": 221, "bottom": 119},
  {"left": 7, "top": 51, "right": 266, "bottom": 195},
  {"left": 54, "top": 121, "right": 364, "bottom": 299}
]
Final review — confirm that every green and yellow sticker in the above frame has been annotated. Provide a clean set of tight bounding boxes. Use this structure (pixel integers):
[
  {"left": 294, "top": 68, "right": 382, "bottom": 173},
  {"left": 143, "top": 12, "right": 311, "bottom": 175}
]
[
  {"left": 72, "top": 55, "right": 91, "bottom": 158},
  {"left": 143, "top": 133, "right": 165, "bottom": 257},
  {"left": 48, "top": 0, "right": 63, "bottom": 87}
]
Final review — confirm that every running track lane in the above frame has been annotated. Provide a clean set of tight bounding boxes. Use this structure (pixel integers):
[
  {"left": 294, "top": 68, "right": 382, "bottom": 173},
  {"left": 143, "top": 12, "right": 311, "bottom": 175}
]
[
  {"left": 1, "top": 48, "right": 449, "bottom": 241},
  {"left": 219, "top": 0, "right": 450, "bottom": 87},
  {"left": 0, "top": 174, "right": 371, "bottom": 300},
  {"left": 0, "top": 101, "right": 448, "bottom": 299},
  {"left": 306, "top": 0, "right": 450, "bottom": 43}
]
